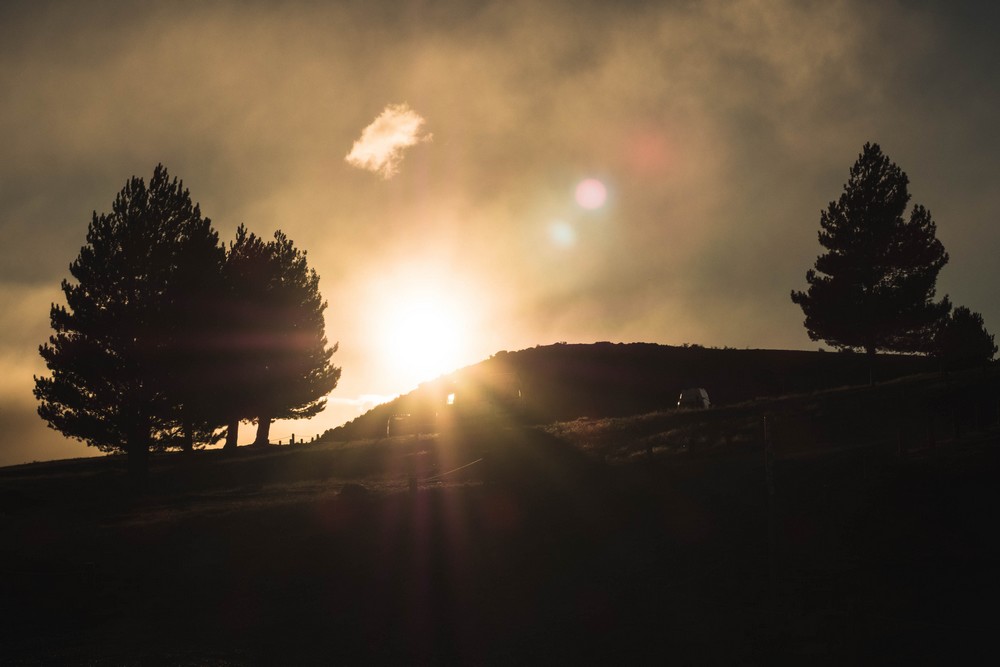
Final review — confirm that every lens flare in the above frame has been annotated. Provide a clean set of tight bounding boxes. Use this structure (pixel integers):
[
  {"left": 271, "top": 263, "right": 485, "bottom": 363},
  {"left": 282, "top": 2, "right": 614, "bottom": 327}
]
[
  {"left": 382, "top": 296, "right": 464, "bottom": 387},
  {"left": 548, "top": 220, "right": 576, "bottom": 247},
  {"left": 575, "top": 178, "right": 607, "bottom": 210}
]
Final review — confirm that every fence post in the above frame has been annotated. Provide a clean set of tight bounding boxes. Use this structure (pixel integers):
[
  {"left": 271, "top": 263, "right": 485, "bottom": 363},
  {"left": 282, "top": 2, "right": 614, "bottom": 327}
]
[
  {"left": 764, "top": 416, "right": 775, "bottom": 498},
  {"left": 764, "top": 415, "right": 777, "bottom": 623},
  {"left": 952, "top": 403, "right": 961, "bottom": 442}
]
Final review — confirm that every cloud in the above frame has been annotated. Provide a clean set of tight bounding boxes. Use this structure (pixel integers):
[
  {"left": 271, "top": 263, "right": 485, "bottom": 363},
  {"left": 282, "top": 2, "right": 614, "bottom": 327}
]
[{"left": 345, "top": 103, "right": 431, "bottom": 179}]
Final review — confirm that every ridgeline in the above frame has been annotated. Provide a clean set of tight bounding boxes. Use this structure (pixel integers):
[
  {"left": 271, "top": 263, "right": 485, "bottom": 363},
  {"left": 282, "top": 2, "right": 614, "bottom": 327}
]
[{"left": 324, "top": 342, "right": 934, "bottom": 440}]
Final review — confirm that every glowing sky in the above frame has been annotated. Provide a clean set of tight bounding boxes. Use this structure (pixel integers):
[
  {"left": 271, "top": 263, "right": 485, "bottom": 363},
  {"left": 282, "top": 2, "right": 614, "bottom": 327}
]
[{"left": 1, "top": 0, "right": 998, "bottom": 466}]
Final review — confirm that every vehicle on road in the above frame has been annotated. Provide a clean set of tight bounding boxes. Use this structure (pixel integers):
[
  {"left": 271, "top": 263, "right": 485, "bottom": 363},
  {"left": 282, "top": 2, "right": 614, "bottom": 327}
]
[{"left": 677, "top": 387, "right": 711, "bottom": 409}]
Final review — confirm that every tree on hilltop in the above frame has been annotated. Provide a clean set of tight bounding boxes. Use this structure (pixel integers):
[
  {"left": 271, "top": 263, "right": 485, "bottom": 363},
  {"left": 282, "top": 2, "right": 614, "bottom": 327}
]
[
  {"left": 158, "top": 211, "right": 228, "bottom": 453},
  {"left": 217, "top": 226, "right": 341, "bottom": 448},
  {"left": 791, "top": 142, "right": 951, "bottom": 358},
  {"left": 251, "top": 230, "right": 340, "bottom": 445},
  {"left": 935, "top": 306, "right": 997, "bottom": 369},
  {"left": 35, "top": 167, "right": 340, "bottom": 469},
  {"left": 34, "top": 165, "right": 224, "bottom": 476},
  {"left": 217, "top": 225, "right": 272, "bottom": 449}
]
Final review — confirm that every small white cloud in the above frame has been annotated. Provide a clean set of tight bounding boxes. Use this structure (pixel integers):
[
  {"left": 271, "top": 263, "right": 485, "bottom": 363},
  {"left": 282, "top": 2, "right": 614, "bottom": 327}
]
[{"left": 345, "top": 103, "right": 431, "bottom": 178}]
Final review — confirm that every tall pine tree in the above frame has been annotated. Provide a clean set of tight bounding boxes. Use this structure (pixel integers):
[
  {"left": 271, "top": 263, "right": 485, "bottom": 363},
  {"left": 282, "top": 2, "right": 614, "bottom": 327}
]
[
  {"left": 34, "top": 165, "right": 223, "bottom": 476},
  {"left": 935, "top": 306, "right": 997, "bottom": 369},
  {"left": 791, "top": 143, "right": 951, "bottom": 357},
  {"left": 250, "top": 230, "right": 340, "bottom": 446},
  {"left": 215, "top": 226, "right": 340, "bottom": 448},
  {"left": 217, "top": 225, "right": 272, "bottom": 449},
  {"left": 158, "top": 206, "right": 227, "bottom": 453}
]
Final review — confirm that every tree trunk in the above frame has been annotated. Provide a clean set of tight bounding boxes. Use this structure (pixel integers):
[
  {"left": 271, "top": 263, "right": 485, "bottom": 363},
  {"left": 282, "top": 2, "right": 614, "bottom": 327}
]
[
  {"left": 127, "top": 421, "right": 150, "bottom": 481},
  {"left": 865, "top": 343, "right": 876, "bottom": 386},
  {"left": 253, "top": 416, "right": 272, "bottom": 447},
  {"left": 181, "top": 414, "right": 194, "bottom": 455},
  {"left": 224, "top": 420, "right": 239, "bottom": 451}
]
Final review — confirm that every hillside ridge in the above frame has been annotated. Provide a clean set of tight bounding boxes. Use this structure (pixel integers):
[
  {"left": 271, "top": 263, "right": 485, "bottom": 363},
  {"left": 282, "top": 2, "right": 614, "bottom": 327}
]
[{"left": 325, "top": 341, "right": 934, "bottom": 440}]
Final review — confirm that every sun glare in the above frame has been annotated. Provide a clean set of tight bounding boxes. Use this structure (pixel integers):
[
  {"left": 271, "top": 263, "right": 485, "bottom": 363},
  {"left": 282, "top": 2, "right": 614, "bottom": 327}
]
[{"left": 378, "top": 292, "right": 467, "bottom": 388}]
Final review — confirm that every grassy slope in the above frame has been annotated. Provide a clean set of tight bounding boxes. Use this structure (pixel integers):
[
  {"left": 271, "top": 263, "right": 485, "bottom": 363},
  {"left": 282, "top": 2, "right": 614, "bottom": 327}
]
[
  {"left": 2, "top": 357, "right": 998, "bottom": 664},
  {"left": 329, "top": 343, "right": 934, "bottom": 440},
  {"left": 547, "top": 365, "right": 1000, "bottom": 462}
]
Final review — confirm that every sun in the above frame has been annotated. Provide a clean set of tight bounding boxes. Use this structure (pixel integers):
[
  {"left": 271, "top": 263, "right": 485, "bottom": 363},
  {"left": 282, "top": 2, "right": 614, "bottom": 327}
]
[
  {"left": 364, "top": 260, "right": 485, "bottom": 392},
  {"left": 378, "top": 292, "right": 467, "bottom": 389}
]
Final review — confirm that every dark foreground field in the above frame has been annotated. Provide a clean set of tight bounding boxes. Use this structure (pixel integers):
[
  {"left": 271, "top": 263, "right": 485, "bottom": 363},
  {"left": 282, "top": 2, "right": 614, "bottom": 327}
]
[{"left": 3, "top": 377, "right": 1000, "bottom": 664}]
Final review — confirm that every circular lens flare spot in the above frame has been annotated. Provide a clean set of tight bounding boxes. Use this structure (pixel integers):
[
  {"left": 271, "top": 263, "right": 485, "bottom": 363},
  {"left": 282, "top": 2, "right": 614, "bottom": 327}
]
[
  {"left": 575, "top": 178, "right": 607, "bottom": 210},
  {"left": 548, "top": 220, "right": 576, "bottom": 247}
]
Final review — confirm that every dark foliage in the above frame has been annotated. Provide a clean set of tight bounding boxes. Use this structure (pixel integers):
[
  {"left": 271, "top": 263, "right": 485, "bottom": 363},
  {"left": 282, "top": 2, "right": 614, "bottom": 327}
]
[
  {"left": 217, "top": 225, "right": 272, "bottom": 447},
  {"left": 219, "top": 225, "right": 341, "bottom": 447},
  {"left": 34, "top": 167, "right": 340, "bottom": 472},
  {"left": 34, "top": 165, "right": 223, "bottom": 474},
  {"left": 935, "top": 306, "right": 997, "bottom": 369},
  {"left": 791, "top": 142, "right": 951, "bottom": 355}
]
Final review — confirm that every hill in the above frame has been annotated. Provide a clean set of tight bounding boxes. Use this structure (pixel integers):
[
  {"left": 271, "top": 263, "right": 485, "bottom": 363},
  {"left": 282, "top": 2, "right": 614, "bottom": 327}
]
[
  {"left": 326, "top": 342, "right": 935, "bottom": 440},
  {"left": 2, "top": 360, "right": 999, "bottom": 663}
]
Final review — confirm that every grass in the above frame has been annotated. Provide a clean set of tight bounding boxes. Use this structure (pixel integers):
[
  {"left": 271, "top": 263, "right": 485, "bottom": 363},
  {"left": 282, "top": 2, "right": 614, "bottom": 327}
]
[
  {"left": 2, "top": 366, "right": 1000, "bottom": 664},
  {"left": 544, "top": 367, "right": 1000, "bottom": 462}
]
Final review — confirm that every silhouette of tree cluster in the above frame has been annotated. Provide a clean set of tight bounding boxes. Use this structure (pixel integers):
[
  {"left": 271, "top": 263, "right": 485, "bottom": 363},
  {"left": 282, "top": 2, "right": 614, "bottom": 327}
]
[
  {"left": 792, "top": 143, "right": 952, "bottom": 356},
  {"left": 934, "top": 306, "right": 997, "bottom": 369},
  {"left": 219, "top": 225, "right": 340, "bottom": 449},
  {"left": 34, "top": 166, "right": 340, "bottom": 476}
]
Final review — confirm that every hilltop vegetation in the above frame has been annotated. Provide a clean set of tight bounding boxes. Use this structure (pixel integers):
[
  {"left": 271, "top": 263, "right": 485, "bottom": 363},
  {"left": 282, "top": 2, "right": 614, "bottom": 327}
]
[
  {"left": 34, "top": 165, "right": 340, "bottom": 476},
  {"left": 325, "top": 342, "right": 935, "bottom": 440}
]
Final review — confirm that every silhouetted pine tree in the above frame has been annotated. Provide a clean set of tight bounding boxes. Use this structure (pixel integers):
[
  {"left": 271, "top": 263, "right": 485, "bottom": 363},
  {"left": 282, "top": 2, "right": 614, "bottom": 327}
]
[
  {"left": 217, "top": 226, "right": 340, "bottom": 448},
  {"left": 792, "top": 143, "right": 951, "bottom": 357},
  {"left": 158, "top": 205, "right": 227, "bottom": 453},
  {"left": 217, "top": 225, "right": 272, "bottom": 449},
  {"left": 252, "top": 231, "right": 340, "bottom": 445},
  {"left": 34, "top": 165, "right": 223, "bottom": 476},
  {"left": 935, "top": 306, "right": 997, "bottom": 369}
]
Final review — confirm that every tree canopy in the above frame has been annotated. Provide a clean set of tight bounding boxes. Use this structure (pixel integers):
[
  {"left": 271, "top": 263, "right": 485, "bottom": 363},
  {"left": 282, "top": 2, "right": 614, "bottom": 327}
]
[
  {"left": 35, "top": 166, "right": 340, "bottom": 475},
  {"left": 791, "top": 142, "right": 951, "bottom": 355},
  {"left": 935, "top": 306, "right": 997, "bottom": 369},
  {"left": 218, "top": 226, "right": 341, "bottom": 448},
  {"left": 34, "top": 165, "right": 223, "bottom": 475}
]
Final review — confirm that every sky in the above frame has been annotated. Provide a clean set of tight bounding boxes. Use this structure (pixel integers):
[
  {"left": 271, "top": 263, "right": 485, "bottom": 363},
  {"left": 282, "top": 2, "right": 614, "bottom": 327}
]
[{"left": 1, "top": 0, "right": 998, "bottom": 466}]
